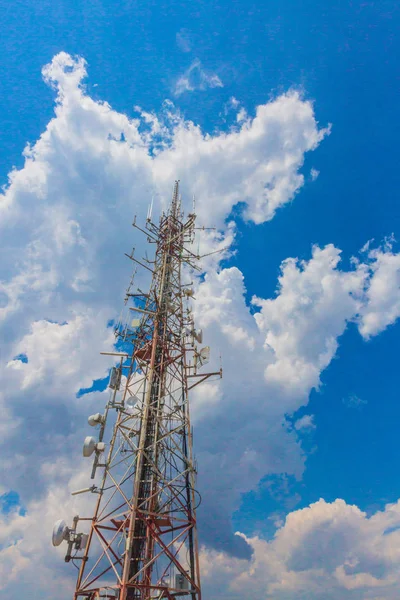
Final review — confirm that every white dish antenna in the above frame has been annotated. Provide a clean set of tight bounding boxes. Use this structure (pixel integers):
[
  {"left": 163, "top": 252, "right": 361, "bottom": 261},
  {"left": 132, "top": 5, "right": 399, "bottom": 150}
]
[
  {"left": 125, "top": 395, "right": 140, "bottom": 413},
  {"left": 194, "top": 329, "right": 203, "bottom": 344},
  {"left": 195, "top": 346, "right": 210, "bottom": 369},
  {"left": 83, "top": 436, "right": 105, "bottom": 457},
  {"left": 88, "top": 413, "right": 104, "bottom": 427},
  {"left": 52, "top": 520, "right": 69, "bottom": 547}
]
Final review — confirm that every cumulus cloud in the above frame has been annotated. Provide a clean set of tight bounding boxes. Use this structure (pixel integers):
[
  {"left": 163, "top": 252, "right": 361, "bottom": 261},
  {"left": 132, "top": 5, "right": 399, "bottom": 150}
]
[
  {"left": 310, "top": 167, "right": 320, "bottom": 181},
  {"left": 0, "top": 52, "right": 330, "bottom": 341},
  {"left": 358, "top": 239, "right": 400, "bottom": 338},
  {"left": 191, "top": 241, "right": 400, "bottom": 556},
  {"left": 0, "top": 469, "right": 104, "bottom": 598},
  {"left": 174, "top": 58, "right": 223, "bottom": 96},
  {"left": 1, "top": 52, "right": 400, "bottom": 598},
  {"left": 4, "top": 491, "right": 400, "bottom": 599},
  {"left": 200, "top": 498, "right": 400, "bottom": 599},
  {"left": 252, "top": 245, "right": 366, "bottom": 400},
  {"left": 294, "top": 414, "right": 316, "bottom": 430},
  {"left": 7, "top": 310, "right": 114, "bottom": 391}
]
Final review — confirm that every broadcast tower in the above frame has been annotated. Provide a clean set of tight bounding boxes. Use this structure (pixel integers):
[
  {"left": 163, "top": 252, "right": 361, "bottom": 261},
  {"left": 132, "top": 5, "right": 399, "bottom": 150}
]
[{"left": 52, "top": 182, "right": 220, "bottom": 600}]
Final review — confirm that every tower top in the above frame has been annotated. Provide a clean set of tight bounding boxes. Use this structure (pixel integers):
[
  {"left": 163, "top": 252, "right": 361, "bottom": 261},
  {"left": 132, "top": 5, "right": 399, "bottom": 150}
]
[{"left": 170, "top": 179, "right": 181, "bottom": 219}]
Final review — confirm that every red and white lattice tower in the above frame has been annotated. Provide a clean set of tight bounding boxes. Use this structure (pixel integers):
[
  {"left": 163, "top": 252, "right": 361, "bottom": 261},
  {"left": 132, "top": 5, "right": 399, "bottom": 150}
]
[{"left": 52, "top": 181, "right": 221, "bottom": 600}]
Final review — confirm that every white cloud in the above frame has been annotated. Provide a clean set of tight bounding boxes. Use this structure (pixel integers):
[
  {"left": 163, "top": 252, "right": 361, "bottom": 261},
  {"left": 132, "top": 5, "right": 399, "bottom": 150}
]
[
  {"left": 236, "top": 106, "right": 248, "bottom": 122},
  {"left": 0, "top": 471, "right": 101, "bottom": 598},
  {"left": 358, "top": 240, "right": 400, "bottom": 338},
  {"left": 294, "top": 414, "right": 316, "bottom": 430},
  {"left": 310, "top": 167, "right": 320, "bottom": 180},
  {"left": 252, "top": 245, "right": 366, "bottom": 401},
  {"left": 174, "top": 58, "right": 223, "bottom": 95},
  {"left": 4, "top": 490, "right": 400, "bottom": 599},
  {"left": 229, "top": 96, "right": 240, "bottom": 109},
  {"left": 191, "top": 241, "right": 400, "bottom": 554},
  {"left": 7, "top": 309, "right": 115, "bottom": 392},
  {"left": 200, "top": 497, "right": 400, "bottom": 599}
]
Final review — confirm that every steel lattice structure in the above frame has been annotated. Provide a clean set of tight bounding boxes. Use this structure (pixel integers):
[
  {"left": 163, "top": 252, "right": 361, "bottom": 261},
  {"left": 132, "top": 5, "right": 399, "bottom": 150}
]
[{"left": 53, "top": 182, "right": 221, "bottom": 600}]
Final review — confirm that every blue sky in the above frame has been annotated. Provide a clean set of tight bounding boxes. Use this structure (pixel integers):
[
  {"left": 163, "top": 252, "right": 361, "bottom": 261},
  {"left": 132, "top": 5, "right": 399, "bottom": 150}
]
[{"left": 1, "top": 1, "right": 400, "bottom": 598}]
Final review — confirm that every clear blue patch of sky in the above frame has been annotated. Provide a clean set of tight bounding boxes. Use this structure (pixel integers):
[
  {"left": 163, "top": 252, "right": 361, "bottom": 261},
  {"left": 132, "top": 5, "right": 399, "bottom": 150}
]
[
  {"left": 76, "top": 335, "right": 135, "bottom": 397},
  {"left": 301, "top": 322, "right": 400, "bottom": 514},
  {"left": 44, "top": 318, "right": 68, "bottom": 325},
  {"left": 13, "top": 353, "right": 28, "bottom": 363},
  {"left": 384, "top": 524, "right": 400, "bottom": 536},
  {"left": 76, "top": 375, "right": 109, "bottom": 398},
  {"left": 0, "top": 491, "right": 26, "bottom": 516}
]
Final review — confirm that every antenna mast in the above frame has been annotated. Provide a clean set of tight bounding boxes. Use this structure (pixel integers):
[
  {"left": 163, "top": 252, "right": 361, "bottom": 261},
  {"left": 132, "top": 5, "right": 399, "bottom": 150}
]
[{"left": 53, "top": 181, "right": 221, "bottom": 600}]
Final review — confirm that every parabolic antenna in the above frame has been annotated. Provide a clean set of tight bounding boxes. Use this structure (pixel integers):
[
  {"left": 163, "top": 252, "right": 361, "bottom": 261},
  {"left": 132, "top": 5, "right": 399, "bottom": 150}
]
[
  {"left": 52, "top": 519, "right": 68, "bottom": 547},
  {"left": 197, "top": 346, "right": 210, "bottom": 368},
  {"left": 126, "top": 395, "right": 140, "bottom": 413},
  {"left": 83, "top": 436, "right": 97, "bottom": 457},
  {"left": 88, "top": 413, "right": 103, "bottom": 427},
  {"left": 194, "top": 329, "right": 203, "bottom": 344}
]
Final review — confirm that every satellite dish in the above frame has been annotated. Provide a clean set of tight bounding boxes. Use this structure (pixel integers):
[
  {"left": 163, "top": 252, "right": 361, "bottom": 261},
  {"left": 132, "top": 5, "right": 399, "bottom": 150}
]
[
  {"left": 52, "top": 519, "right": 68, "bottom": 547},
  {"left": 83, "top": 437, "right": 105, "bottom": 457},
  {"left": 194, "top": 329, "right": 203, "bottom": 344},
  {"left": 125, "top": 395, "right": 140, "bottom": 413},
  {"left": 83, "top": 436, "right": 97, "bottom": 457},
  {"left": 198, "top": 346, "right": 210, "bottom": 367},
  {"left": 88, "top": 413, "right": 104, "bottom": 427}
]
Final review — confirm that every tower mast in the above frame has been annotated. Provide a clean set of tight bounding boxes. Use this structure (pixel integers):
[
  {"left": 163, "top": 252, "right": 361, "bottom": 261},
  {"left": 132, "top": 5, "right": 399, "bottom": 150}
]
[{"left": 53, "top": 182, "right": 221, "bottom": 600}]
